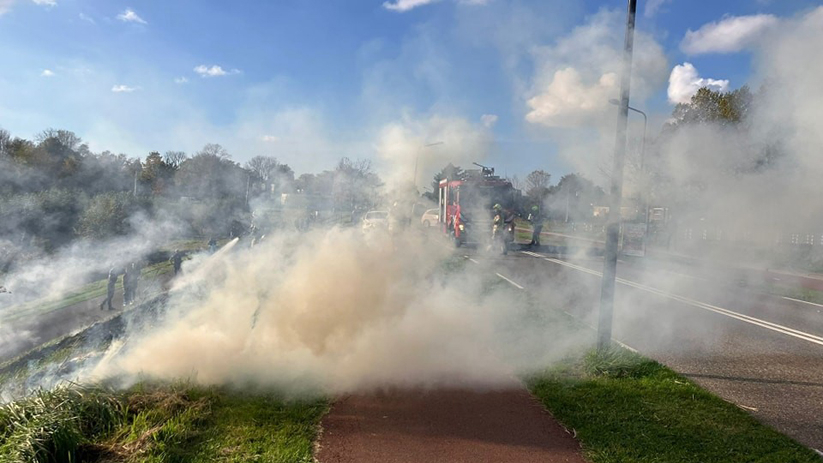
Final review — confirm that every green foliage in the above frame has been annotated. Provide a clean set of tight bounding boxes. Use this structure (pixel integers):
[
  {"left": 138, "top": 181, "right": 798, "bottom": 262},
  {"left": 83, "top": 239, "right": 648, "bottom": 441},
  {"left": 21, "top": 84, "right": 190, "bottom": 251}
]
[
  {"left": 175, "top": 144, "right": 247, "bottom": 200},
  {"left": 76, "top": 192, "right": 146, "bottom": 239},
  {"left": 670, "top": 86, "right": 754, "bottom": 128},
  {"left": 0, "top": 385, "right": 125, "bottom": 463},
  {"left": 0, "top": 189, "right": 86, "bottom": 252}
]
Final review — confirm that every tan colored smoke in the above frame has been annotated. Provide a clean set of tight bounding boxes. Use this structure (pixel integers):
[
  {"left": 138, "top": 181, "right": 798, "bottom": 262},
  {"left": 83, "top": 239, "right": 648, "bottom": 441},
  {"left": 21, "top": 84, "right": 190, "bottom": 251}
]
[{"left": 91, "top": 227, "right": 581, "bottom": 395}]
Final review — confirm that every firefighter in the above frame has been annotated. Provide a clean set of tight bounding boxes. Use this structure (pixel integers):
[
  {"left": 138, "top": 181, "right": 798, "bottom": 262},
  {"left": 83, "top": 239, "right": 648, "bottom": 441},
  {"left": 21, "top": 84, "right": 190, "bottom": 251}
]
[
  {"left": 528, "top": 205, "right": 543, "bottom": 247},
  {"left": 491, "top": 203, "right": 504, "bottom": 241},
  {"left": 99, "top": 267, "right": 118, "bottom": 311}
]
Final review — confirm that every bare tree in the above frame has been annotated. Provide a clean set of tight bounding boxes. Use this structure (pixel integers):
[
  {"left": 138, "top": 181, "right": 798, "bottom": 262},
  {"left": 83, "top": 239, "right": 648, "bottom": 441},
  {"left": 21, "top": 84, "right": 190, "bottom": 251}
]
[
  {"left": 246, "top": 156, "right": 280, "bottom": 183},
  {"left": 163, "top": 150, "right": 187, "bottom": 169},
  {"left": 198, "top": 143, "right": 230, "bottom": 159},
  {"left": 509, "top": 174, "right": 523, "bottom": 191},
  {"left": 525, "top": 170, "right": 551, "bottom": 191},
  {"left": 35, "top": 128, "right": 82, "bottom": 151}
]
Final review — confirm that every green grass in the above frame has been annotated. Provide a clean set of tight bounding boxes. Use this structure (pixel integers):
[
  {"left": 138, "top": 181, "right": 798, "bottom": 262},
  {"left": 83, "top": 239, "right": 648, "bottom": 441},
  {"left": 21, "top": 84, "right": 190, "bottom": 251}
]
[
  {"left": 764, "top": 284, "right": 823, "bottom": 306},
  {"left": 1, "top": 261, "right": 173, "bottom": 324},
  {"left": 0, "top": 383, "right": 327, "bottom": 463},
  {"left": 188, "top": 392, "right": 327, "bottom": 463},
  {"left": 528, "top": 347, "right": 820, "bottom": 463}
]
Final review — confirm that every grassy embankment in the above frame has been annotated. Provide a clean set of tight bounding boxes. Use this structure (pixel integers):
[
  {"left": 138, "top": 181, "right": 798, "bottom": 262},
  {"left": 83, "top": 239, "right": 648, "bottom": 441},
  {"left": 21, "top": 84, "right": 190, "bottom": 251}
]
[
  {"left": 0, "top": 383, "right": 326, "bottom": 463},
  {"left": 0, "top": 261, "right": 172, "bottom": 325},
  {"left": 0, "top": 239, "right": 215, "bottom": 325},
  {"left": 528, "top": 346, "right": 821, "bottom": 463}
]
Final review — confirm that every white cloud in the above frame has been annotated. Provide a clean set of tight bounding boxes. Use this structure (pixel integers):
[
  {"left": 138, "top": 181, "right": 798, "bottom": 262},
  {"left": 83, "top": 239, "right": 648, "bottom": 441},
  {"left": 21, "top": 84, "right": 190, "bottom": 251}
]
[
  {"left": 78, "top": 12, "right": 94, "bottom": 23},
  {"left": 41, "top": 69, "right": 54, "bottom": 77},
  {"left": 0, "top": 0, "right": 56, "bottom": 15},
  {"left": 194, "top": 65, "right": 241, "bottom": 77},
  {"left": 681, "top": 14, "right": 778, "bottom": 55},
  {"left": 117, "top": 8, "right": 147, "bottom": 24},
  {"left": 525, "top": 9, "right": 668, "bottom": 128},
  {"left": 526, "top": 68, "right": 618, "bottom": 127},
  {"left": 667, "top": 62, "right": 729, "bottom": 104},
  {"left": 383, "top": 0, "right": 486, "bottom": 12},
  {"left": 111, "top": 84, "right": 138, "bottom": 93},
  {"left": 383, "top": 0, "right": 440, "bottom": 12},
  {"left": 0, "top": 0, "right": 13, "bottom": 16},
  {"left": 644, "top": 0, "right": 671, "bottom": 18},
  {"left": 480, "top": 114, "right": 497, "bottom": 128},
  {"left": 174, "top": 76, "right": 188, "bottom": 84},
  {"left": 261, "top": 135, "right": 278, "bottom": 142}
]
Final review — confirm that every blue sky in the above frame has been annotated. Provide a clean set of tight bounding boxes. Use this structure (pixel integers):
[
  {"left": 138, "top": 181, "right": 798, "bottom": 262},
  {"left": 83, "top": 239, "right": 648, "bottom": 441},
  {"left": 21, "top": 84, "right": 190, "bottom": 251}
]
[{"left": 0, "top": 0, "right": 819, "bottom": 185}]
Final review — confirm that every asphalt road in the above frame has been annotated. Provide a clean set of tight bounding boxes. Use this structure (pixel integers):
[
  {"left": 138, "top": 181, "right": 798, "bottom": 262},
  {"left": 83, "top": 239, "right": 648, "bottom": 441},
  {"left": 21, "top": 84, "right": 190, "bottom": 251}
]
[{"left": 462, "top": 244, "right": 823, "bottom": 452}]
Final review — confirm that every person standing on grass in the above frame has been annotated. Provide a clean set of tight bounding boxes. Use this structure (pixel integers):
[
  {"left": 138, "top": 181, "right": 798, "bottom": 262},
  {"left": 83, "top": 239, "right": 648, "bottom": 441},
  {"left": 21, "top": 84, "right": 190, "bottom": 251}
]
[
  {"left": 170, "top": 249, "right": 185, "bottom": 275},
  {"left": 99, "top": 267, "right": 118, "bottom": 311},
  {"left": 528, "top": 205, "right": 543, "bottom": 247}
]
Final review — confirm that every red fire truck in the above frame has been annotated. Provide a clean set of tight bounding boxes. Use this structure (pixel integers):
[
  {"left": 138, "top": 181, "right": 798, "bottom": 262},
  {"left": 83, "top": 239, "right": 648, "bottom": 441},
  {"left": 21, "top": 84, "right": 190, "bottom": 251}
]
[{"left": 438, "top": 164, "right": 518, "bottom": 246}]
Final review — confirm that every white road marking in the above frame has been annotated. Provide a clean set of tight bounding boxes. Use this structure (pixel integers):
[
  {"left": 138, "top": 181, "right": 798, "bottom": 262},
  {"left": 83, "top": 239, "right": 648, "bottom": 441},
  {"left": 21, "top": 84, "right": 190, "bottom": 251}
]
[
  {"left": 532, "top": 253, "right": 823, "bottom": 347},
  {"left": 495, "top": 272, "right": 524, "bottom": 290},
  {"left": 495, "top": 251, "right": 641, "bottom": 351},
  {"left": 783, "top": 296, "right": 823, "bottom": 309}
]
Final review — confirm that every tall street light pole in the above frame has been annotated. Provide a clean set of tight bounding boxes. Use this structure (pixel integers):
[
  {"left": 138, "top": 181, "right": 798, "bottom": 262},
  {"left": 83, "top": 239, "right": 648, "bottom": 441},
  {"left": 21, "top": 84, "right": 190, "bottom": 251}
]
[
  {"left": 598, "top": 0, "right": 638, "bottom": 353},
  {"left": 610, "top": 98, "right": 648, "bottom": 229},
  {"left": 609, "top": 99, "right": 646, "bottom": 172},
  {"left": 413, "top": 141, "right": 444, "bottom": 190}
]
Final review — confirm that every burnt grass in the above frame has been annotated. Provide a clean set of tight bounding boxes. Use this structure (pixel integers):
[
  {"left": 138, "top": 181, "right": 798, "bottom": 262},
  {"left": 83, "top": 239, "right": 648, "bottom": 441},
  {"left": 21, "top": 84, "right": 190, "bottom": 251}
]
[{"left": 0, "top": 293, "right": 169, "bottom": 399}]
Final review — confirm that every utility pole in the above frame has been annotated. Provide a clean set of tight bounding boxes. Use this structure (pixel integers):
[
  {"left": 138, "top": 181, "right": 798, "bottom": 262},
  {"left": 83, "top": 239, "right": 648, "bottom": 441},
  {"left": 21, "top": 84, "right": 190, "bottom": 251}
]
[
  {"left": 413, "top": 141, "right": 444, "bottom": 190},
  {"left": 598, "top": 0, "right": 637, "bottom": 353}
]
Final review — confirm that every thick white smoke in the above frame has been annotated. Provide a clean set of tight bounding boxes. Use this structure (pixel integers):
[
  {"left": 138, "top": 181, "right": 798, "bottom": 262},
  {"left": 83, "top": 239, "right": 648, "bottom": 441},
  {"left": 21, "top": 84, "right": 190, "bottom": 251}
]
[
  {"left": 375, "top": 113, "right": 494, "bottom": 190},
  {"left": 88, "top": 229, "right": 586, "bottom": 395},
  {"left": 524, "top": 7, "right": 668, "bottom": 180},
  {"left": 655, "top": 7, "right": 823, "bottom": 236}
]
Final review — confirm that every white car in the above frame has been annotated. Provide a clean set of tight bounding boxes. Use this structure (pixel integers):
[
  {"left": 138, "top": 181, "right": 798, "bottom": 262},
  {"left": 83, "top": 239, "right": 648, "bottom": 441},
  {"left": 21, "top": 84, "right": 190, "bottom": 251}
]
[
  {"left": 362, "top": 211, "right": 390, "bottom": 232},
  {"left": 420, "top": 209, "right": 439, "bottom": 227}
]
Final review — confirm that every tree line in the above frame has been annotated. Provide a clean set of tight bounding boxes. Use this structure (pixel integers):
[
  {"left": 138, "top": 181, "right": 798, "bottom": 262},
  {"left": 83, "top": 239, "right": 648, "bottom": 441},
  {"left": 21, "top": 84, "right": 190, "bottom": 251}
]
[{"left": 0, "top": 128, "right": 382, "bottom": 264}]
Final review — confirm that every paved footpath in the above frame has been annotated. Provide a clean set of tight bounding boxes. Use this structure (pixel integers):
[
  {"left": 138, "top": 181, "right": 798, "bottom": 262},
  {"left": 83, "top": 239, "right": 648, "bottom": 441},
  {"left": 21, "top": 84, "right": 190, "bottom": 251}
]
[{"left": 316, "top": 386, "right": 587, "bottom": 463}]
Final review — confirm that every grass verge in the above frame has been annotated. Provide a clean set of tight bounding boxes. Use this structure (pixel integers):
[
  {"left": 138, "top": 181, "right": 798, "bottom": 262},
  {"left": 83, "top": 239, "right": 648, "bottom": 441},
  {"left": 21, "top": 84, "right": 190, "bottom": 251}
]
[
  {"left": 528, "top": 347, "right": 820, "bottom": 463},
  {"left": 0, "top": 382, "right": 326, "bottom": 463},
  {"left": 1, "top": 261, "right": 173, "bottom": 324}
]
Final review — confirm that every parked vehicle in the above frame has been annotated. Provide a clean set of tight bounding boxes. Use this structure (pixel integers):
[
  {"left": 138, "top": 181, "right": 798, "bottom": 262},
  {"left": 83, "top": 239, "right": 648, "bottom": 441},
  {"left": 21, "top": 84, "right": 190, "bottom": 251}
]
[
  {"left": 362, "top": 210, "right": 390, "bottom": 232},
  {"left": 421, "top": 209, "right": 439, "bottom": 227}
]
